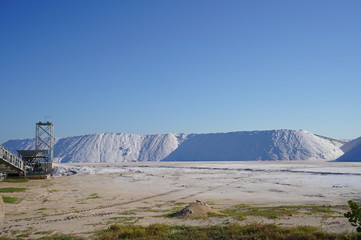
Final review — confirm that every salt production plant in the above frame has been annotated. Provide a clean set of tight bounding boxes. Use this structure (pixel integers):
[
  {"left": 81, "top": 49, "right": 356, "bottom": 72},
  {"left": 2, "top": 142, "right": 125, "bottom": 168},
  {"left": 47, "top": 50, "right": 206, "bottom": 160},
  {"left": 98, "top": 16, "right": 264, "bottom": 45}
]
[{"left": 0, "top": 121, "right": 54, "bottom": 179}]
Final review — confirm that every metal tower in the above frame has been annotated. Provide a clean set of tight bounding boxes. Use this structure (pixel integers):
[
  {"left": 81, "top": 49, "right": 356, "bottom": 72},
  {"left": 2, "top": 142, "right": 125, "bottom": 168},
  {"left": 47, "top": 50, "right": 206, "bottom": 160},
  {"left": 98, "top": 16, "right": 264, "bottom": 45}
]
[{"left": 35, "top": 121, "right": 54, "bottom": 163}]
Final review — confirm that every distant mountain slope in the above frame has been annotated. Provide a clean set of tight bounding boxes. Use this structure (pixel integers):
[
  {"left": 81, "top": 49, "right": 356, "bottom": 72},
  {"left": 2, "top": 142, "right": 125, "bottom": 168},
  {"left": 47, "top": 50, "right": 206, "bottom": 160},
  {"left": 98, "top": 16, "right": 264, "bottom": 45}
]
[
  {"left": 163, "top": 130, "right": 343, "bottom": 161},
  {"left": 337, "top": 136, "right": 361, "bottom": 162},
  {"left": 2, "top": 130, "right": 344, "bottom": 162}
]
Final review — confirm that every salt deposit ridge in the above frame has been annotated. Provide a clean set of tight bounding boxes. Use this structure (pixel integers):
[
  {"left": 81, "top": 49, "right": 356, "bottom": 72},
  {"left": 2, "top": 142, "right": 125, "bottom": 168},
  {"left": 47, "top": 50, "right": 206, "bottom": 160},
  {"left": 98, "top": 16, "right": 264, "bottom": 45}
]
[
  {"left": 2, "top": 129, "right": 348, "bottom": 162},
  {"left": 337, "top": 136, "right": 361, "bottom": 162}
]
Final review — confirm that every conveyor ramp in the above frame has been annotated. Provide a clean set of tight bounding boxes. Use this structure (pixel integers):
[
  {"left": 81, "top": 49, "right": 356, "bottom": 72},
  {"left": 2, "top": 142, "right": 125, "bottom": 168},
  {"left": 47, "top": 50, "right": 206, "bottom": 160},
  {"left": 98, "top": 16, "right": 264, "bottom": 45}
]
[{"left": 0, "top": 145, "right": 25, "bottom": 176}]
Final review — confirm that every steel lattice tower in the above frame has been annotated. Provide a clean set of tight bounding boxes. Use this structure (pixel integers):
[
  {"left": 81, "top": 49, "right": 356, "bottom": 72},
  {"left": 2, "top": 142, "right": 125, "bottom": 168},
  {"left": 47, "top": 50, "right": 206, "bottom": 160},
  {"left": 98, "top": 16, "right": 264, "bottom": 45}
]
[{"left": 35, "top": 121, "right": 54, "bottom": 163}]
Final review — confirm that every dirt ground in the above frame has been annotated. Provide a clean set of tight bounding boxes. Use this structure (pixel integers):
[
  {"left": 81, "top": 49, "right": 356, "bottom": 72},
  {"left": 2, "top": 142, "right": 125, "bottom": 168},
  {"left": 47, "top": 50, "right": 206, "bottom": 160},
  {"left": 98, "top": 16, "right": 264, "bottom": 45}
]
[{"left": 0, "top": 161, "right": 360, "bottom": 239}]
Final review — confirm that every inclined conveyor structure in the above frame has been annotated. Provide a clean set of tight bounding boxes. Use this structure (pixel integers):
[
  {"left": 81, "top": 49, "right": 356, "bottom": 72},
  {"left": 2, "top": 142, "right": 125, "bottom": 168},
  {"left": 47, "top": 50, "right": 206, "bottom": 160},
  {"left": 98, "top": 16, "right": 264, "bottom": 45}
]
[{"left": 0, "top": 145, "right": 26, "bottom": 177}]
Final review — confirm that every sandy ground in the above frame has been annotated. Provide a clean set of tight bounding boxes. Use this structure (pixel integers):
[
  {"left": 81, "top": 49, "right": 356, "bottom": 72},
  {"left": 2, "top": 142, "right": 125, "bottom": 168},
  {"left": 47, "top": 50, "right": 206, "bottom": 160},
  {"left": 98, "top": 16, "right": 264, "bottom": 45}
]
[{"left": 0, "top": 161, "right": 360, "bottom": 238}]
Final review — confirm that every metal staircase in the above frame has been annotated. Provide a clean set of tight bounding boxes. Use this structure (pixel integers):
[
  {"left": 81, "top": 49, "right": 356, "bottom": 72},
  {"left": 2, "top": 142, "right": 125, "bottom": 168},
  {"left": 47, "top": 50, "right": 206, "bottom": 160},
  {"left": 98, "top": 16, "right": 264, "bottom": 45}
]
[{"left": 0, "top": 145, "right": 25, "bottom": 176}]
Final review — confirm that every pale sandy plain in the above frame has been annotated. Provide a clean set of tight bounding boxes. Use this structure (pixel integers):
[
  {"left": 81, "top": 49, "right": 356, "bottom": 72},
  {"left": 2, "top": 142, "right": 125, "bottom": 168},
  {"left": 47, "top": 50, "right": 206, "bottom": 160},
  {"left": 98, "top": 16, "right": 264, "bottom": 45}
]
[{"left": 1, "top": 161, "right": 361, "bottom": 239}]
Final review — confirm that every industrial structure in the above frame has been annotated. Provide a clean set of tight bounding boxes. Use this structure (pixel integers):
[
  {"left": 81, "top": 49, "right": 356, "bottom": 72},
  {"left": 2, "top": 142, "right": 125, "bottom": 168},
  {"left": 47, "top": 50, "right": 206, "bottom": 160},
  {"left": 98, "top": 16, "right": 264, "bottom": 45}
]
[
  {"left": 0, "top": 146, "right": 25, "bottom": 178},
  {"left": 0, "top": 121, "right": 55, "bottom": 179},
  {"left": 35, "top": 121, "right": 54, "bottom": 164}
]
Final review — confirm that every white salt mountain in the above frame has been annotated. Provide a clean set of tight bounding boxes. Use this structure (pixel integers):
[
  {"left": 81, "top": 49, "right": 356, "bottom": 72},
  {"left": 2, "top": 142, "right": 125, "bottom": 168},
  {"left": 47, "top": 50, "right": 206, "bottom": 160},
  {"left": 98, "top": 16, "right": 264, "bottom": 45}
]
[
  {"left": 336, "top": 136, "right": 361, "bottom": 162},
  {"left": 163, "top": 130, "right": 344, "bottom": 161},
  {"left": 3, "top": 133, "right": 186, "bottom": 163},
  {"left": 2, "top": 130, "right": 344, "bottom": 163}
]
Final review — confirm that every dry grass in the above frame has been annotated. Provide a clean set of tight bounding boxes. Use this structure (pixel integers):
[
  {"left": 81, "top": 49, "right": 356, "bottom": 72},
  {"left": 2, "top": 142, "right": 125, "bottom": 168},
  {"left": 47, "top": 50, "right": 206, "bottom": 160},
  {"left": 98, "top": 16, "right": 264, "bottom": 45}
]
[{"left": 94, "top": 223, "right": 360, "bottom": 240}]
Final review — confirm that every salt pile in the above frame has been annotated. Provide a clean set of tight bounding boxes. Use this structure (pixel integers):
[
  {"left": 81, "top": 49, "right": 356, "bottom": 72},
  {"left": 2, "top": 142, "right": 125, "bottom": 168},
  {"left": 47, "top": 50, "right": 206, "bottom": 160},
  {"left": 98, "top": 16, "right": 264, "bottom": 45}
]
[
  {"left": 170, "top": 200, "right": 223, "bottom": 218},
  {"left": 3, "top": 130, "right": 345, "bottom": 162},
  {"left": 51, "top": 164, "right": 95, "bottom": 176}
]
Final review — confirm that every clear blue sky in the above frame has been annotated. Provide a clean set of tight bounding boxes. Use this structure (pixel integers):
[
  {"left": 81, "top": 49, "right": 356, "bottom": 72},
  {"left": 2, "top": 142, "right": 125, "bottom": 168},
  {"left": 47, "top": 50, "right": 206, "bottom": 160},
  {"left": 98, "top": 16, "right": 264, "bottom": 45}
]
[{"left": 1, "top": 0, "right": 360, "bottom": 144}]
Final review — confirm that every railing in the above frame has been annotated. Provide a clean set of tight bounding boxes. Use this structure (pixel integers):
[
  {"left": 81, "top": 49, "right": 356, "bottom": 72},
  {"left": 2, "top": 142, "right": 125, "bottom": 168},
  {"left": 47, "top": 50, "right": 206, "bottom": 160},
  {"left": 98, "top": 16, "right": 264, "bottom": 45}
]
[{"left": 0, "top": 145, "right": 24, "bottom": 171}]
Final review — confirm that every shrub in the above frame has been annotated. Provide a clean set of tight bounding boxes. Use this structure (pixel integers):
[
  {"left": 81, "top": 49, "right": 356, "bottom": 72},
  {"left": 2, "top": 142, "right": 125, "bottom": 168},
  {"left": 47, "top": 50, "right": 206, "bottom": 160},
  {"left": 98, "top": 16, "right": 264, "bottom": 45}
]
[{"left": 345, "top": 200, "right": 361, "bottom": 233}]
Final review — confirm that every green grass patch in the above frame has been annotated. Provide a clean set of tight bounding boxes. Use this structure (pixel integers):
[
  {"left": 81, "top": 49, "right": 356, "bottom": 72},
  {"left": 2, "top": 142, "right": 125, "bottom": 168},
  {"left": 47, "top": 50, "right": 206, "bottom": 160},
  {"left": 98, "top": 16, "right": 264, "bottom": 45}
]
[
  {"left": 3, "top": 227, "right": 37, "bottom": 239},
  {"left": 120, "top": 211, "right": 136, "bottom": 215},
  {"left": 37, "top": 208, "right": 48, "bottom": 211},
  {"left": 2, "top": 195, "right": 22, "bottom": 204},
  {"left": 87, "top": 193, "right": 101, "bottom": 199},
  {"left": 109, "top": 216, "right": 143, "bottom": 225},
  {"left": 207, "top": 212, "right": 224, "bottom": 217},
  {"left": 158, "top": 206, "right": 184, "bottom": 218},
  {"left": 0, "top": 187, "right": 27, "bottom": 193},
  {"left": 16, "top": 233, "right": 30, "bottom": 238},
  {"left": 95, "top": 223, "right": 359, "bottom": 240},
  {"left": 3, "top": 231, "right": 81, "bottom": 239},
  {"left": 173, "top": 202, "right": 188, "bottom": 206},
  {"left": 2, "top": 178, "right": 29, "bottom": 183},
  {"left": 36, "top": 235, "right": 82, "bottom": 240},
  {"left": 261, "top": 205, "right": 337, "bottom": 213},
  {"left": 34, "top": 230, "right": 56, "bottom": 235},
  {"left": 221, "top": 204, "right": 339, "bottom": 220},
  {"left": 49, "top": 189, "right": 62, "bottom": 193}
]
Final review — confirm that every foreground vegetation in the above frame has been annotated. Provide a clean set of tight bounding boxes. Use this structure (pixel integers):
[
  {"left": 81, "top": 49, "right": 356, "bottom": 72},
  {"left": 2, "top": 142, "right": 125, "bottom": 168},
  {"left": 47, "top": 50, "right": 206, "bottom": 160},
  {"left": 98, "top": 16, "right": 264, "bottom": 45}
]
[
  {"left": 0, "top": 188, "right": 27, "bottom": 193},
  {"left": 2, "top": 195, "right": 22, "bottom": 204},
  {"left": 1, "top": 223, "right": 360, "bottom": 240},
  {"left": 221, "top": 204, "right": 339, "bottom": 220},
  {"left": 94, "top": 223, "right": 361, "bottom": 240},
  {"left": 1, "top": 178, "right": 29, "bottom": 183},
  {"left": 1, "top": 199, "right": 360, "bottom": 239},
  {"left": 344, "top": 200, "right": 361, "bottom": 233}
]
